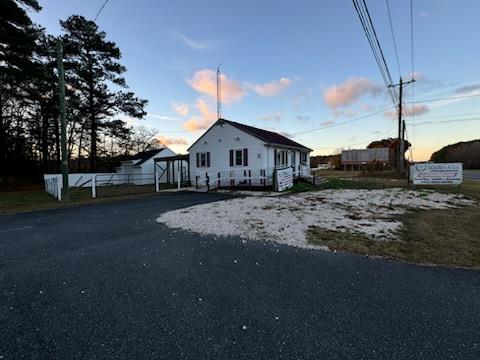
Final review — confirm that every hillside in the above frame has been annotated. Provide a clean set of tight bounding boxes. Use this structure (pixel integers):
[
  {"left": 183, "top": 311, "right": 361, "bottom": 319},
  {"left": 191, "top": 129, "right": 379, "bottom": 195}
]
[{"left": 430, "top": 139, "right": 480, "bottom": 169}]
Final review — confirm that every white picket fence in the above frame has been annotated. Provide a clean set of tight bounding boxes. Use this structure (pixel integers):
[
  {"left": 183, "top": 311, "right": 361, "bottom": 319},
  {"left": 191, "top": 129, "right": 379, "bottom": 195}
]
[
  {"left": 194, "top": 165, "right": 311, "bottom": 190},
  {"left": 43, "top": 172, "right": 156, "bottom": 200}
]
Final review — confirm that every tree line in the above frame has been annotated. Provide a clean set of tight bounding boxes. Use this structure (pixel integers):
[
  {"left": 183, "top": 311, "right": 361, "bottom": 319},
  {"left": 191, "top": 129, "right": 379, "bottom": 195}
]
[{"left": 1, "top": 0, "right": 158, "bottom": 182}]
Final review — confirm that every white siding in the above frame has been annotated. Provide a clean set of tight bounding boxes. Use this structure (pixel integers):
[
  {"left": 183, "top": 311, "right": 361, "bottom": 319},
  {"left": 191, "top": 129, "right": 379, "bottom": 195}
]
[
  {"left": 189, "top": 122, "right": 311, "bottom": 186},
  {"left": 189, "top": 122, "right": 267, "bottom": 178}
]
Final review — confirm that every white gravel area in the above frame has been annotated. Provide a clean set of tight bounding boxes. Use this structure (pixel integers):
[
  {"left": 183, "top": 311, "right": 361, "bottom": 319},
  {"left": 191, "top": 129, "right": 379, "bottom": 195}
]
[{"left": 157, "top": 188, "right": 474, "bottom": 249}]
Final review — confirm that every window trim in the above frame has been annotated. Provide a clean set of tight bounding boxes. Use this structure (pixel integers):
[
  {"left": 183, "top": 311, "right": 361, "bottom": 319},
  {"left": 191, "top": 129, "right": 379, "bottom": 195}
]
[
  {"left": 300, "top": 152, "right": 308, "bottom": 165},
  {"left": 275, "top": 149, "right": 289, "bottom": 166},
  {"left": 233, "top": 149, "right": 244, "bottom": 167},
  {"left": 197, "top": 152, "right": 210, "bottom": 168}
]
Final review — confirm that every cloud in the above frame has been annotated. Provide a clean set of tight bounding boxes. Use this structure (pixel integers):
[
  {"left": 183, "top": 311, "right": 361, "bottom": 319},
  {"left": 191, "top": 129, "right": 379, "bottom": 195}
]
[
  {"left": 171, "top": 30, "right": 218, "bottom": 50},
  {"left": 156, "top": 135, "right": 188, "bottom": 146},
  {"left": 264, "top": 127, "right": 294, "bottom": 138},
  {"left": 454, "top": 84, "right": 480, "bottom": 95},
  {"left": 296, "top": 115, "right": 310, "bottom": 122},
  {"left": 146, "top": 114, "right": 180, "bottom": 121},
  {"left": 383, "top": 104, "right": 430, "bottom": 119},
  {"left": 258, "top": 112, "right": 282, "bottom": 121},
  {"left": 250, "top": 77, "right": 292, "bottom": 96},
  {"left": 182, "top": 98, "right": 217, "bottom": 131},
  {"left": 188, "top": 69, "right": 245, "bottom": 104},
  {"left": 332, "top": 108, "right": 358, "bottom": 118},
  {"left": 171, "top": 102, "right": 189, "bottom": 117},
  {"left": 320, "top": 120, "right": 335, "bottom": 126},
  {"left": 324, "top": 77, "right": 383, "bottom": 108}
]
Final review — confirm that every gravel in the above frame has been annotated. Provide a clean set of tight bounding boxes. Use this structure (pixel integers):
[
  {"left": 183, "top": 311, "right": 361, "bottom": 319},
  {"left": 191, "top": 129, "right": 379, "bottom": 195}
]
[{"left": 157, "top": 188, "right": 474, "bottom": 249}]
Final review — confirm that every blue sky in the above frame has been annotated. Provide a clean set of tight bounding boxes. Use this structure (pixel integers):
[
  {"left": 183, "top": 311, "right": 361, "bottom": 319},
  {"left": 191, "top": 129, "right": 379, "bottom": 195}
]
[{"left": 31, "top": 0, "right": 480, "bottom": 160}]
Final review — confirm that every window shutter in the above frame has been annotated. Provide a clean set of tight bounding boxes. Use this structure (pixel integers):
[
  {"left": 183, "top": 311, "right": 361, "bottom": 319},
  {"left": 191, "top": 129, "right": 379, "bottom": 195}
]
[
  {"left": 207, "top": 152, "right": 210, "bottom": 167},
  {"left": 243, "top": 148, "right": 248, "bottom": 166},
  {"left": 274, "top": 149, "right": 277, "bottom": 166},
  {"left": 229, "top": 150, "right": 234, "bottom": 166},
  {"left": 196, "top": 153, "right": 199, "bottom": 167}
]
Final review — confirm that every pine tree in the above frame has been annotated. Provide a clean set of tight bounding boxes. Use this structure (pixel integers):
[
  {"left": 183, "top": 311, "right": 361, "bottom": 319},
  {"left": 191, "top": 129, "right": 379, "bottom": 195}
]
[
  {"left": 0, "top": 0, "right": 41, "bottom": 173},
  {"left": 60, "top": 15, "right": 147, "bottom": 171}
]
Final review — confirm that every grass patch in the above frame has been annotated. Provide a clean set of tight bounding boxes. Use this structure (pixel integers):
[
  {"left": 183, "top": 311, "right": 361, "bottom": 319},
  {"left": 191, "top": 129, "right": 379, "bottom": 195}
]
[
  {"left": 317, "top": 177, "right": 408, "bottom": 190},
  {"left": 307, "top": 204, "right": 480, "bottom": 268},
  {"left": 286, "top": 180, "right": 317, "bottom": 193},
  {"left": 0, "top": 184, "right": 165, "bottom": 214}
]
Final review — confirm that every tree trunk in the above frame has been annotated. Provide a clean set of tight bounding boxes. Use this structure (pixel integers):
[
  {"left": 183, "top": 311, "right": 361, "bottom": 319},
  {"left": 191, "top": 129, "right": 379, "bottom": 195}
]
[
  {"left": 77, "top": 125, "right": 84, "bottom": 173},
  {"left": 41, "top": 103, "right": 49, "bottom": 172},
  {"left": 0, "top": 90, "right": 5, "bottom": 167}
]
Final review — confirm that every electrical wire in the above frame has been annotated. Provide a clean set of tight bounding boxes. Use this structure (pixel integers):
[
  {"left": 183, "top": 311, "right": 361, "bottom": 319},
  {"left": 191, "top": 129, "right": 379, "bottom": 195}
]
[
  {"left": 385, "top": 0, "right": 402, "bottom": 77},
  {"left": 352, "top": 0, "right": 398, "bottom": 105},
  {"left": 292, "top": 104, "right": 397, "bottom": 136},
  {"left": 407, "top": 117, "right": 480, "bottom": 127},
  {"left": 409, "top": 0, "right": 416, "bottom": 160},
  {"left": 94, "top": 0, "right": 110, "bottom": 21}
]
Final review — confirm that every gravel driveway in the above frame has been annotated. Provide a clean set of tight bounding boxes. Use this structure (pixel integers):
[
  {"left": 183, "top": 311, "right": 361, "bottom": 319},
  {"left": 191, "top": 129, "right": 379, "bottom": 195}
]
[{"left": 0, "top": 192, "right": 479, "bottom": 359}]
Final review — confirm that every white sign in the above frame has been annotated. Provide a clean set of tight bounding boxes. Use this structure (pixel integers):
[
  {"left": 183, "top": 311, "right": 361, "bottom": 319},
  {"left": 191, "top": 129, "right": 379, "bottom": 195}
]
[
  {"left": 276, "top": 167, "right": 293, "bottom": 191},
  {"left": 411, "top": 163, "right": 463, "bottom": 185}
]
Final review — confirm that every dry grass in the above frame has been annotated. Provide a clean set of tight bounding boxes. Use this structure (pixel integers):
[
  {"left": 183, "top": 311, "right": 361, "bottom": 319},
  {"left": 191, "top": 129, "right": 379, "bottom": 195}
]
[
  {"left": 0, "top": 184, "right": 165, "bottom": 214},
  {"left": 307, "top": 179, "right": 480, "bottom": 268}
]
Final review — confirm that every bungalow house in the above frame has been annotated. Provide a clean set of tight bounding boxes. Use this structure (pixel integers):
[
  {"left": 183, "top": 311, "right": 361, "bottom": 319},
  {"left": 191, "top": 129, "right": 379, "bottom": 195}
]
[
  {"left": 116, "top": 148, "right": 176, "bottom": 185},
  {"left": 188, "top": 118, "right": 312, "bottom": 188}
]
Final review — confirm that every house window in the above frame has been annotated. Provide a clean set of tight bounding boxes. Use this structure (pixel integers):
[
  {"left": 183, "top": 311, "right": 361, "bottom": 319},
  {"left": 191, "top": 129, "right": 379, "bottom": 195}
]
[
  {"left": 291, "top": 151, "right": 296, "bottom": 165},
  {"left": 300, "top": 152, "right": 307, "bottom": 164},
  {"left": 235, "top": 150, "right": 243, "bottom": 166},
  {"left": 196, "top": 152, "right": 210, "bottom": 167},
  {"left": 229, "top": 148, "right": 249, "bottom": 167},
  {"left": 275, "top": 149, "right": 288, "bottom": 166}
]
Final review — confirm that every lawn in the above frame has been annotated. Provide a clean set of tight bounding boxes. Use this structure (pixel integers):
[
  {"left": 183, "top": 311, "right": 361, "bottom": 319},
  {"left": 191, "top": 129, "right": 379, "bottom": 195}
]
[
  {"left": 307, "top": 175, "right": 480, "bottom": 268},
  {"left": 0, "top": 184, "right": 166, "bottom": 214}
]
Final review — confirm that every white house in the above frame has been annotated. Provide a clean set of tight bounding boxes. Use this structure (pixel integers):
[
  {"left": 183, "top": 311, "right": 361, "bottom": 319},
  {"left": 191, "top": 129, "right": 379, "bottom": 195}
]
[
  {"left": 188, "top": 118, "right": 312, "bottom": 188},
  {"left": 116, "top": 148, "right": 176, "bottom": 185}
]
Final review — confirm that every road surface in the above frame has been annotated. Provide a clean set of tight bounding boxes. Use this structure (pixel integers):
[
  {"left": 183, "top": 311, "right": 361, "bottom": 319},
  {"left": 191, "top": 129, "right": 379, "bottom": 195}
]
[
  {"left": 1, "top": 193, "right": 479, "bottom": 359},
  {"left": 464, "top": 169, "right": 480, "bottom": 181}
]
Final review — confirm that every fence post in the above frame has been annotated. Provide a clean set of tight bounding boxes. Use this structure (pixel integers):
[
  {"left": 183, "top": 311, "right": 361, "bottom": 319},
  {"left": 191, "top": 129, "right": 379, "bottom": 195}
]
[
  {"left": 218, "top": 172, "right": 220, "bottom": 188},
  {"left": 92, "top": 174, "right": 96, "bottom": 198},
  {"left": 177, "top": 161, "right": 181, "bottom": 189},
  {"left": 57, "top": 176, "right": 62, "bottom": 201}
]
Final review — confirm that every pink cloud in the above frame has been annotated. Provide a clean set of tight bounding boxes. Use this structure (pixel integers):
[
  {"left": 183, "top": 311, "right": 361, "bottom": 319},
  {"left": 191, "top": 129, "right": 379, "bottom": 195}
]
[
  {"left": 324, "top": 77, "right": 383, "bottom": 108},
  {"left": 383, "top": 104, "right": 430, "bottom": 119},
  {"left": 251, "top": 77, "right": 292, "bottom": 96},
  {"left": 188, "top": 69, "right": 245, "bottom": 104},
  {"left": 182, "top": 98, "right": 217, "bottom": 131},
  {"left": 156, "top": 135, "right": 188, "bottom": 146},
  {"left": 171, "top": 102, "right": 189, "bottom": 117}
]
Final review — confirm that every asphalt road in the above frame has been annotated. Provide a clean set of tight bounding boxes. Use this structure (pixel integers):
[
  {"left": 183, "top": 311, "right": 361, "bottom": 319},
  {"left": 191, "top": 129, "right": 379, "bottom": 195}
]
[
  {"left": 464, "top": 170, "right": 480, "bottom": 181},
  {"left": 1, "top": 192, "right": 479, "bottom": 359}
]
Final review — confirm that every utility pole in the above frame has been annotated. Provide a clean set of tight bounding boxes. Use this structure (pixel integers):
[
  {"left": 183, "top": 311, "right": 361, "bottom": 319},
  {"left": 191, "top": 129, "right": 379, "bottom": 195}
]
[
  {"left": 216, "top": 63, "right": 222, "bottom": 119},
  {"left": 56, "top": 40, "right": 69, "bottom": 201},
  {"left": 389, "top": 76, "right": 415, "bottom": 175}
]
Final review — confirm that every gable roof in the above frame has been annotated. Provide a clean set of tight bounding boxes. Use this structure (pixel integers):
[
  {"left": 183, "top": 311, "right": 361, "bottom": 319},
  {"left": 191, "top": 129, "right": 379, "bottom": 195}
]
[
  {"left": 188, "top": 118, "right": 312, "bottom": 152},
  {"left": 126, "top": 148, "right": 165, "bottom": 166}
]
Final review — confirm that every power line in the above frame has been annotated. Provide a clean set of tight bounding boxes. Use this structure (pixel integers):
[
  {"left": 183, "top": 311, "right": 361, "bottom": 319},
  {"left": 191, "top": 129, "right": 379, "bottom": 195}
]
[
  {"left": 352, "top": 0, "right": 398, "bottom": 105},
  {"left": 409, "top": 0, "right": 416, "bottom": 160},
  {"left": 409, "top": 92, "right": 480, "bottom": 104},
  {"left": 407, "top": 111, "right": 480, "bottom": 121},
  {"left": 385, "top": 0, "right": 401, "bottom": 77},
  {"left": 407, "top": 117, "right": 480, "bottom": 127},
  {"left": 293, "top": 104, "right": 397, "bottom": 136},
  {"left": 94, "top": 0, "right": 110, "bottom": 21}
]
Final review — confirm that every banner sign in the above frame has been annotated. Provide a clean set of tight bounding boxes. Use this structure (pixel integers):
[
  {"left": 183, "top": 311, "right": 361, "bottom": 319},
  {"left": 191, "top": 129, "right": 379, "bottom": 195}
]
[
  {"left": 276, "top": 167, "right": 293, "bottom": 191},
  {"left": 411, "top": 163, "right": 463, "bottom": 185}
]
